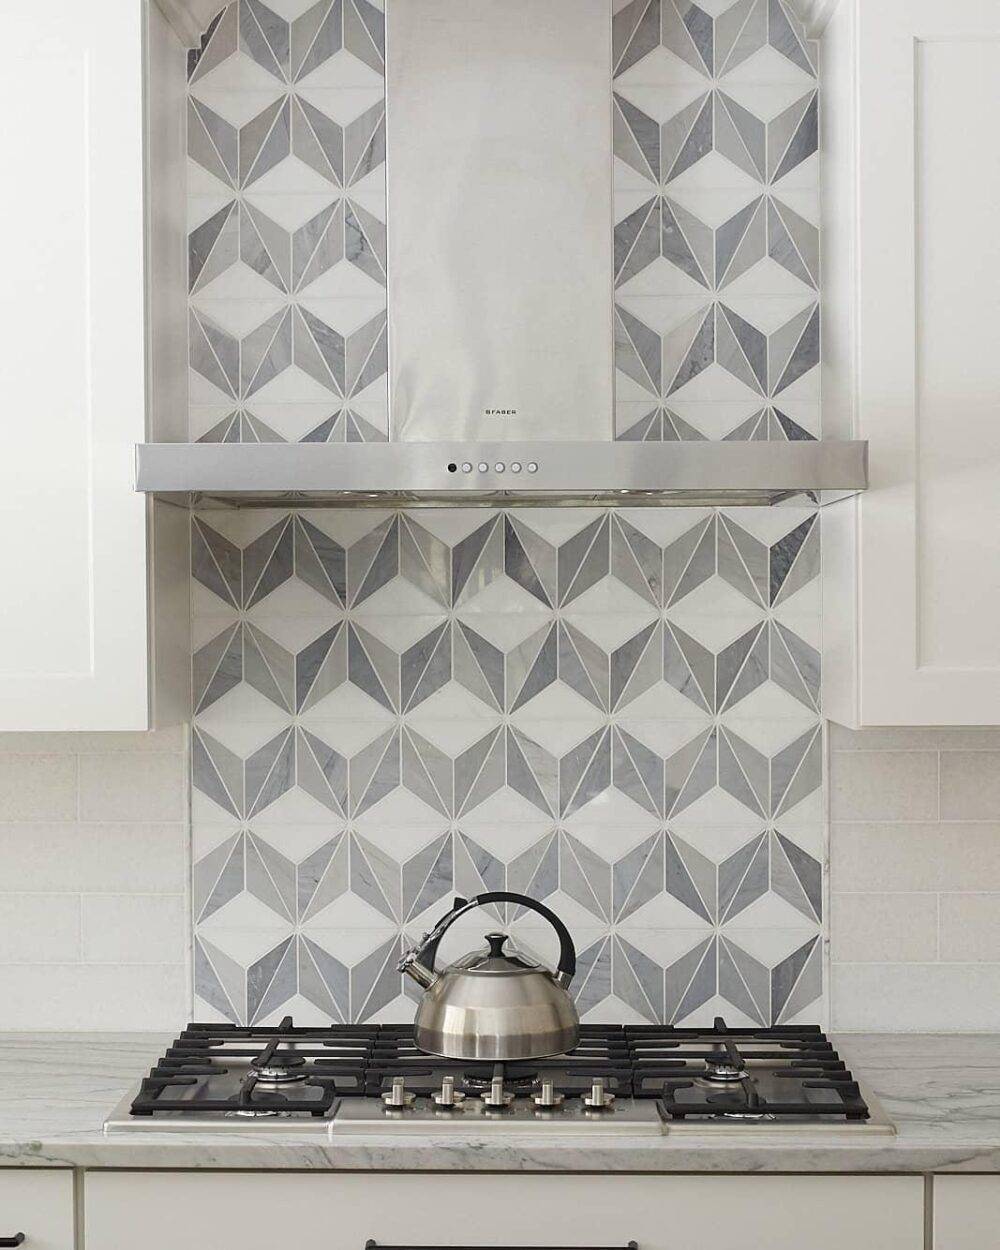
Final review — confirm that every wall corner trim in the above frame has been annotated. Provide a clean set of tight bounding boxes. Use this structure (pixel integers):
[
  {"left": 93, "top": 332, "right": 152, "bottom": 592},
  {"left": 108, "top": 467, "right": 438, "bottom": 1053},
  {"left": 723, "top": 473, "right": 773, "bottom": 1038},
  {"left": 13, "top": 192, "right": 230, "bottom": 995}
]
[
  {"left": 154, "top": 0, "right": 219, "bottom": 47},
  {"left": 787, "top": 0, "right": 842, "bottom": 38}
]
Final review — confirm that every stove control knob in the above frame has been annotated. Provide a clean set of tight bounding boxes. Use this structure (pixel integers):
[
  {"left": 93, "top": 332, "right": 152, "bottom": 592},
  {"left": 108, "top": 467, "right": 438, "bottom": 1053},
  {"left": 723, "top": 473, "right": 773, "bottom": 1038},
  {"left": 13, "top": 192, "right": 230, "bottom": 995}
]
[
  {"left": 482, "top": 1076, "right": 514, "bottom": 1109},
  {"left": 382, "top": 1077, "right": 416, "bottom": 1109},
  {"left": 532, "top": 1078, "right": 564, "bottom": 1109},
  {"left": 582, "top": 1078, "right": 615, "bottom": 1110},
  {"left": 432, "top": 1075, "right": 465, "bottom": 1108}
]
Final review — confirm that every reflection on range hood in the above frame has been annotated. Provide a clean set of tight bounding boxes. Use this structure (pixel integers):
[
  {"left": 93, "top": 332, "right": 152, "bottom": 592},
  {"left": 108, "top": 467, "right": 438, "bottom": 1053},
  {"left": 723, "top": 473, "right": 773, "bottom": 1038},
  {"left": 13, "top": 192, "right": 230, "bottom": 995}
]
[{"left": 138, "top": 0, "right": 867, "bottom": 509}]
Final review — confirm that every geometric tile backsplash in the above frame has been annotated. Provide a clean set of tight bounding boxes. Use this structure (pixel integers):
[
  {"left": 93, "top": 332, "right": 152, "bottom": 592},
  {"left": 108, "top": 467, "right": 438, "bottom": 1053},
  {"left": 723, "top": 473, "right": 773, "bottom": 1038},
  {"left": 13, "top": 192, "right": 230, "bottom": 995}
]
[{"left": 187, "top": 0, "right": 823, "bottom": 1026}]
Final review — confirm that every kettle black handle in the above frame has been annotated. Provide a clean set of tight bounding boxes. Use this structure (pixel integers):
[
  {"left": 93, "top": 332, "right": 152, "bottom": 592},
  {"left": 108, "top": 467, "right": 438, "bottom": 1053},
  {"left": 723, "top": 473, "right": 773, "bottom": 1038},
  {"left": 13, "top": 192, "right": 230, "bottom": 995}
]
[{"left": 421, "top": 892, "right": 576, "bottom": 983}]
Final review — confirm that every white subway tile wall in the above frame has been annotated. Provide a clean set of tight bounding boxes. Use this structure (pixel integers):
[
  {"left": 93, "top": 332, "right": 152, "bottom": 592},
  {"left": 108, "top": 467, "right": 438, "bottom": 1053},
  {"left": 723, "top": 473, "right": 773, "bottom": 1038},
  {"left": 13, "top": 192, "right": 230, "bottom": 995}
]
[
  {"left": 829, "top": 725, "right": 1000, "bottom": 1030},
  {"left": 0, "top": 729, "right": 190, "bottom": 1029}
]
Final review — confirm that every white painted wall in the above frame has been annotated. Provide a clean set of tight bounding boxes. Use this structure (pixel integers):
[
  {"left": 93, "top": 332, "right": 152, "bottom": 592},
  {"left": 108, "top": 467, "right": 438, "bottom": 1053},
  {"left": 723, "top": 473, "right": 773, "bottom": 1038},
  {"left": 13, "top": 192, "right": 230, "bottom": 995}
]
[{"left": 0, "top": 728, "right": 191, "bottom": 1028}]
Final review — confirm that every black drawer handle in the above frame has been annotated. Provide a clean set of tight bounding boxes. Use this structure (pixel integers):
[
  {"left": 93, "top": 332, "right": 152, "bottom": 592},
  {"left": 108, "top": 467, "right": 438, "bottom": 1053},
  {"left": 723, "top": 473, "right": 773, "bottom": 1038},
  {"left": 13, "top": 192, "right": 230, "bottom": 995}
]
[
  {"left": 365, "top": 1242, "right": 637, "bottom": 1249},
  {"left": 0, "top": 1236, "right": 25, "bottom": 1247}
]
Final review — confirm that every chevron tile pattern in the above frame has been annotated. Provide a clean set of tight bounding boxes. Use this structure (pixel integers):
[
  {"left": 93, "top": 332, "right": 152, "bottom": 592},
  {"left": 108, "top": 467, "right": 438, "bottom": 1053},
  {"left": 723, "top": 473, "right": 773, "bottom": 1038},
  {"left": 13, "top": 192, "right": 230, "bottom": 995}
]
[
  {"left": 187, "top": 0, "right": 388, "bottom": 443},
  {"left": 191, "top": 505, "right": 823, "bottom": 1027}
]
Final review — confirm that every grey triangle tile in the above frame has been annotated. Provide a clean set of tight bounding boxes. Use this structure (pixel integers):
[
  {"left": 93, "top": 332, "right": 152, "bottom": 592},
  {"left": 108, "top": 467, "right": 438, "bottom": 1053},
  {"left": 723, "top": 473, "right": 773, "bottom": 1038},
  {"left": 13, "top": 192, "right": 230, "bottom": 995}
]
[
  {"left": 240, "top": 96, "right": 291, "bottom": 188},
  {"left": 401, "top": 622, "right": 451, "bottom": 712},
  {"left": 664, "top": 516, "right": 714, "bottom": 606},
  {"left": 401, "top": 727, "right": 452, "bottom": 817},
  {"left": 718, "top": 832, "right": 768, "bottom": 922},
  {"left": 350, "top": 726, "right": 400, "bottom": 817},
  {"left": 613, "top": 728, "right": 664, "bottom": 818},
  {"left": 352, "top": 933, "right": 402, "bottom": 1022},
  {"left": 774, "top": 513, "right": 819, "bottom": 604},
  {"left": 665, "top": 831, "right": 714, "bottom": 923},
  {"left": 345, "top": 0, "right": 384, "bottom": 73},
  {"left": 345, "top": 200, "right": 386, "bottom": 285},
  {"left": 400, "top": 515, "right": 450, "bottom": 606},
  {"left": 301, "top": 411, "right": 345, "bottom": 442},
  {"left": 717, "top": 623, "right": 768, "bottom": 712},
  {"left": 193, "top": 727, "right": 244, "bottom": 817},
  {"left": 720, "top": 199, "right": 768, "bottom": 292},
  {"left": 616, "top": 198, "right": 660, "bottom": 288},
  {"left": 572, "top": 935, "right": 612, "bottom": 1017},
  {"left": 452, "top": 515, "right": 502, "bottom": 606},
  {"left": 344, "top": 100, "right": 385, "bottom": 187},
  {"left": 194, "top": 624, "right": 243, "bottom": 713},
  {"left": 611, "top": 516, "right": 660, "bottom": 605},
  {"left": 775, "top": 305, "right": 819, "bottom": 394},
  {"left": 715, "top": 91, "right": 766, "bottom": 181},
  {"left": 664, "top": 92, "right": 713, "bottom": 182},
  {"left": 403, "top": 833, "right": 453, "bottom": 923},
  {"left": 454, "top": 622, "right": 504, "bottom": 712},
  {"left": 771, "top": 830, "right": 821, "bottom": 921},
  {"left": 719, "top": 726, "right": 768, "bottom": 816},
  {"left": 241, "top": 201, "right": 290, "bottom": 292},
  {"left": 195, "top": 832, "right": 244, "bottom": 922},
  {"left": 293, "top": 199, "right": 344, "bottom": 291},
  {"left": 293, "top": 0, "right": 343, "bottom": 81},
  {"left": 291, "top": 94, "right": 344, "bottom": 185},
  {"left": 611, "top": 621, "right": 660, "bottom": 711},
  {"left": 724, "top": 410, "right": 767, "bottom": 441},
  {"left": 298, "top": 832, "right": 348, "bottom": 921},
  {"left": 715, "top": 0, "right": 764, "bottom": 76},
  {"left": 350, "top": 832, "right": 400, "bottom": 921},
  {"left": 668, "top": 936, "right": 716, "bottom": 1023},
  {"left": 246, "top": 831, "right": 296, "bottom": 922},
  {"left": 667, "top": 304, "right": 715, "bottom": 396},
  {"left": 718, "top": 936, "right": 767, "bottom": 1024},
  {"left": 198, "top": 412, "right": 240, "bottom": 443},
  {"left": 614, "top": 97, "right": 659, "bottom": 183},
  {"left": 190, "top": 4, "right": 238, "bottom": 83},
  {"left": 455, "top": 833, "right": 505, "bottom": 900},
  {"left": 771, "top": 725, "right": 821, "bottom": 817},
  {"left": 247, "top": 936, "right": 296, "bottom": 1024},
  {"left": 245, "top": 727, "right": 295, "bottom": 816},
  {"left": 558, "top": 622, "right": 609, "bottom": 712},
  {"left": 767, "top": 198, "right": 814, "bottom": 288},
  {"left": 772, "top": 407, "right": 815, "bottom": 441},
  {"left": 242, "top": 517, "right": 293, "bottom": 608},
  {"left": 767, "top": 303, "right": 812, "bottom": 396},
  {"left": 296, "top": 305, "right": 346, "bottom": 394},
  {"left": 508, "top": 832, "right": 559, "bottom": 906},
  {"left": 769, "top": 514, "right": 816, "bottom": 605},
  {"left": 774, "top": 935, "right": 822, "bottom": 1022},
  {"left": 455, "top": 728, "right": 505, "bottom": 815},
  {"left": 296, "top": 623, "right": 345, "bottom": 713},
  {"left": 507, "top": 517, "right": 558, "bottom": 605},
  {"left": 294, "top": 516, "right": 347, "bottom": 606},
  {"left": 614, "top": 830, "right": 664, "bottom": 921},
  {"left": 243, "top": 412, "right": 284, "bottom": 443},
  {"left": 666, "top": 727, "right": 715, "bottom": 816},
  {"left": 347, "top": 623, "right": 399, "bottom": 712},
  {"left": 770, "top": 91, "right": 817, "bottom": 183},
  {"left": 241, "top": 306, "right": 293, "bottom": 399},
  {"left": 771, "top": 935, "right": 819, "bottom": 1023},
  {"left": 663, "top": 621, "right": 713, "bottom": 711},
  {"left": 298, "top": 935, "right": 346, "bottom": 1023},
  {"left": 767, "top": 0, "right": 814, "bottom": 75},
  {"left": 240, "top": 0, "right": 290, "bottom": 80},
  {"left": 195, "top": 936, "right": 243, "bottom": 1024},
  {"left": 243, "top": 623, "right": 293, "bottom": 712},
  {"left": 661, "top": 198, "right": 710, "bottom": 288},
  {"left": 347, "top": 310, "right": 388, "bottom": 396},
  {"left": 189, "top": 99, "right": 238, "bottom": 184},
  {"left": 507, "top": 728, "right": 558, "bottom": 817},
  {"left": 558, "top": 515, "right": 610, "bottom": 607},
  {"left": 770, "top": 620, "right": 820, "bottom": 710},
  {"left": 560, "top": 727, "right": 612, "bottom": 819},
  {"left": 508, "top": 624, "right": 557, "bottom": 713},
  {"left": 615, "top": 304, "right": 661, "bottom": 396},
  {"left": 504, "top": 517, "right": 553, "bottom": 606},
  {"left": 616, "top": 409, "right": 659, "bottom": 442},
  {"left": 190, "top": 200, "right": 238, "bottom": 292},
  {"left": 614, "top": 0, "right": 660, "bottom": 77},
  {"left": 560, "top": 831, "right": 610, "bottom": 922},
  {"left": 718, "top": 515, "right": 768, "bottom": 607},
  {"left": 347, "top": 515, "right": 395, "bottom": 605},
  {"left": 191, "top": 310, "right": 239, "bottom": 397},
  {"left": 662, "top": 0, "right": 712, "bottom": 76},
  {"left": 719, "top": 305, "right": 767, "bottom": 394},
  {"left": 296, "top": 726, "right": 347, "bottom": 814},
  {"left": 613, "top": 936, "right": 661, "bottom": 1022}
]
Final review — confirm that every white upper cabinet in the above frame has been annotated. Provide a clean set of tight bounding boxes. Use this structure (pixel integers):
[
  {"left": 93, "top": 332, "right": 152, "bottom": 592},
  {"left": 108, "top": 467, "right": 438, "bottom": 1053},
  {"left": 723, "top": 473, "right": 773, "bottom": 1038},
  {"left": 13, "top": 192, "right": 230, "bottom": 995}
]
[
  {"left": 822, "top": 0, "right": 1000, "bottom": 726},
  {"left": 0, "top": 0, "right": 187, "bottom": 730}
]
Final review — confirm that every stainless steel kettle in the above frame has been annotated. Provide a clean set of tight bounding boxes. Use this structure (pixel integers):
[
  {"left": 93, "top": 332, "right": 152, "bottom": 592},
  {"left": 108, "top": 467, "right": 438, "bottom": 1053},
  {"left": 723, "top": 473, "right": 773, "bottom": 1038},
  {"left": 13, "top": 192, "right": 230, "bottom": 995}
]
[{"left": 398, "top": 891, "right": 579, "bottom": 1060}]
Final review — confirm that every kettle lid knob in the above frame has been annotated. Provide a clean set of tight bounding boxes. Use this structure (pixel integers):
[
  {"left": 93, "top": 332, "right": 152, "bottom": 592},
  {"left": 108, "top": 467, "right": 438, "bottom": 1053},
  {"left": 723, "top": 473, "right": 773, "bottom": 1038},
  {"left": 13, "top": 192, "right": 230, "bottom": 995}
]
[{"left": 485, "top": 932, "right": 508, "bottom": 958}]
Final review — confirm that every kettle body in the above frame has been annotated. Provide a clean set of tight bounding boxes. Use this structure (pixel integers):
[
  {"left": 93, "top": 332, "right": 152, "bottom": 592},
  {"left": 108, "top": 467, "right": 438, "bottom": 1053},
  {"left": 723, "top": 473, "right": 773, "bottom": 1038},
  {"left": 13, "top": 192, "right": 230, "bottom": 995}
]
[{"left": 398, "top": 892, "right": 580, "bottom": 1060}]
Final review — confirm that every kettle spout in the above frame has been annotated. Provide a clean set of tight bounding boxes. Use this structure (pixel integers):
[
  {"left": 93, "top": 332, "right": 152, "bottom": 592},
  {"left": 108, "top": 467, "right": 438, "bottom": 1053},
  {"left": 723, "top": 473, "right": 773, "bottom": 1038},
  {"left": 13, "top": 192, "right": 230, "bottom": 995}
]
[{"left": 397, "top": 946, "right": 437, "bottom": 989}]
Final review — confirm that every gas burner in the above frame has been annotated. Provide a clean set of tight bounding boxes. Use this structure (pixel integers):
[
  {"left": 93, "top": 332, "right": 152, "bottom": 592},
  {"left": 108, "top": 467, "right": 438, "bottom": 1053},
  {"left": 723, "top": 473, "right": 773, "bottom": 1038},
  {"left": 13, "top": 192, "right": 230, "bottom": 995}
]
[
  {"left": 250, "top": 1050, "right": 309, "bottom": 1085},
  {"left": 701, "top": 1040, "right": 747, "bottom": 1084}
]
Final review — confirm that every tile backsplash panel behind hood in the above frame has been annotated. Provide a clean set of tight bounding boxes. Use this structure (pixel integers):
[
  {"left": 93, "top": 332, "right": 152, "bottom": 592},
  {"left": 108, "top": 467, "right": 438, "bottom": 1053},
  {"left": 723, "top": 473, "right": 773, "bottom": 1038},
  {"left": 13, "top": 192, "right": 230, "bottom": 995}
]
[{"left": 187, "top": 0, "right": 822, "bottom": 1025}]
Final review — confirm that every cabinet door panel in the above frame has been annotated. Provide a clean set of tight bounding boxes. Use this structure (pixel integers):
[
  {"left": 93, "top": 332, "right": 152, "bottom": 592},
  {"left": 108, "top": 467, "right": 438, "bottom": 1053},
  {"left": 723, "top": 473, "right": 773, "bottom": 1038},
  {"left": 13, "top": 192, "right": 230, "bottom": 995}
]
[
  {"left": 86, "top": 1172, "right": 923, "bottom": 1250},
  {"left": 0, "top": 0, "right": 149, "bottom": 729},
  {"left": 0, "top": 1170, "right": 74, "bottom": 1250}
]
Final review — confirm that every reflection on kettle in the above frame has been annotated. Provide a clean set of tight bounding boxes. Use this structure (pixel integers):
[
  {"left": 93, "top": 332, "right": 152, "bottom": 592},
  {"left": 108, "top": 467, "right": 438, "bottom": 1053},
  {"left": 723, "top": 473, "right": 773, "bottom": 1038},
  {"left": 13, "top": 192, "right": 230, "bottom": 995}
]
[{"left": 398, "top": 892, "right": 580, "bottom": 1061}]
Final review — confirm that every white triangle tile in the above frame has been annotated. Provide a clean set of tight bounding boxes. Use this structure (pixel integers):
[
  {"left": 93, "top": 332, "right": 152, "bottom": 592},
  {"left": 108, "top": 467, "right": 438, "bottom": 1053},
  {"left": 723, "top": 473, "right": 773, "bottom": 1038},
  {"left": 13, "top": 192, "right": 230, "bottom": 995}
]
[
  {"left": 774, "top": 150, "right": 819, "bottom": 193},
  {"left": 193, "top": 786, "right": 241, "bottom": 824},
  {"left": 670, "top": 786, "right": 764, "bottom": 831},
  {"left": 406, "top": 684, "right": 502, "bottom": 755},
  {"left": 621, "top": 42, "right": 711, "bottom": 93},
  {"left": 773, "top": 599, "right": 822, "bottom": 651},
  {"left": 614, "top": 926, "right": 709, "bottom": 968},
  {"left": 302, "top": 889, "right": 392, "bottom": 930},
  {"left": 720, "top": 78, "right": 815, "bottom": 124},
  {"left": 298, "top": 46, "right": 384, "bottom": 92},
  {"left": 582, "top": 996, "right": 649, "bottom": 1025},
  {"left": 190, "top": 404, "right": 237, "bottom": 441},
  {"left": 618, "top": 292, "right": 709, "bottom": 338},
  {"left": 303, "top": 925, "right": 397, "bottom": 964},
  {"left": 190, "top": 52, "right": 286, "bottom": 127},
  {"left": 458, "top": 789, "right": 555, "bottom": 856},
  {"left": 722, "top": 924, "right": 817, "bottom": 966},
  {"left": 193, "top": 295, "right": 289, "bottom": 342},
  {"left": 618, "top": 255, "right": 707, "bottom": 300},
  {"left": 194, "top": 821, "right": 242, "bottom": 860},
  {"left": 775, "top": 362, "right": 819, "bottom": 402},
  {"left": 250, "top": 819, "right": 344, "bottom": 863},
  {"left": 719, "top": 43, "right": 815, "bottom": 91},
  {"left": 189, "top": 364, "right": 234, "bottom": 406},
  {"left": 618, "top": 508, "right": 713, "bottom": 548},
  {"left": 613, "top": 155, "right": 658, "bottom": 198},
  {"left": 723, "top": 252, "right": 815, "bottom": 300},
  {"left": 199, "top": 507, "right": 290, "bottom": 546},
  {"left": 249, "top": 362, "right": 341, "bottom": 405},
  {"left": 622, "top": 890, "right": 714, "bottom": 931},
  {"left": 725, "top": 888, "right": 817, "bottom": 932},
  {"left": 255, "top": 994, "right": 334, "bottom": 1027},
  {"left": 772, "top": 186, "right": 820, "bottom": 227},
  {"left": 299, "top": 264, "right": 386, "bottom": 312},
  {"left": 616, "top": 78, "right": 709, "bottom": 126},
  {"left": 512, "top": 509, "right": 606, "bottom": 546},
  {"left": 562, "top": 790, "right": 660, "bottom": 853},
  {"left": 511, "top": 683, "right": 607, "bottom": 754},
  {"left": 355, "top": 798, "right": 449, "bottom": 857},
  {"left": 667, "top": 183, "right": 761, "bottom": 229},
  {"left": 615, "top": 187, "right": 659, "bottom": 225},
  {"left": 618, "top": 709, "right": 712, "bottom": 760},
  {"left": 189, "top": 160, "right": 238, "bottom": 224},
  {"left": 352, "top": 581, "right": 446, "bottom": 643},
  {"left": 366, "top": 994, "right": 416, "bottom": 1024},
  {"left": 674, "top": 824, "right": 768, "bottom": 865},
  {"left": 243, "top": 187, "right": 340, "bottom": 233},
  {"left": 253, "top": 785, "right": 349, "bottom": 830},
  {"left": 250, "top": 402, "right": 340, "bottom": 441},
  {"left": 192, "top": 603, "right": 239, "bottom": 650},
  {"left": 561, "top": 580, "right": 659, "bottom": 651},
  {"left": 347, "top": 164, "right": 387, "bottom": 221},
  {"left": 668, "top": 399, "right": 762, "bottom": 438},
  {"left": 404, "top": 509, "right": 491, "bottom": 547},
  {"left": 303, "top": 510, "right": 392, "bottom": 547},
  {"left": 779, "top": 784, "right": 823, "bottom": 824},
  {"left": 681, "top": 995, "right": 760, "bottom": 1029},
  {"left": 199, "top": 899, "right": 292, "bottom": 940},
  {"left": 192, "top": 997, "right": 235, "bottom": 1024},
  {"left": 301, "top": 701, "right": 396, "bottom": 755},
  {"left": 772, "top": 397, "right": 820, "bottom": 435},
  {"left": 667, "top": 150, "right": 762, "bottom": 196},
  {"left": 666, "top": 576, "right": 766, "bottom": 651},
  {"left": 720, "top": 506, "right": 815, "bottom": 546},
  {"left": 670, "top": 361, "right": 763, "bottom": 405},
  {"left": 455, "top": 577, "right": 554, "bottom": 651},
  {"left": 196, "top": 684, "right": 291, "bottom": 755},
  {"left": 774, "top": 824, "right": 824, "bottom": 860}
]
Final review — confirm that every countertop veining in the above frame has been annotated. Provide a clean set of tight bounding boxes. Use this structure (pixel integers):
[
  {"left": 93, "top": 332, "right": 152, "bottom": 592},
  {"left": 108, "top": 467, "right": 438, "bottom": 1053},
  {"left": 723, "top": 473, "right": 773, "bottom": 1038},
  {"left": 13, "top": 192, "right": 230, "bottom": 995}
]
[{"left": 2, "top": 1032, "right": 1000, "bottom": 1172}]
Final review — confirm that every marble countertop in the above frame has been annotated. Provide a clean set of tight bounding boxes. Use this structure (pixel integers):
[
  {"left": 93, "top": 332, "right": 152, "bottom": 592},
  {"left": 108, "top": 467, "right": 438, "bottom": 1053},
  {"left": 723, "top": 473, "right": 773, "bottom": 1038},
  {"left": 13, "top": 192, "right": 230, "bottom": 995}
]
[{"left": 2, "top": 1032, "right": 1000, "bottom": 1173}]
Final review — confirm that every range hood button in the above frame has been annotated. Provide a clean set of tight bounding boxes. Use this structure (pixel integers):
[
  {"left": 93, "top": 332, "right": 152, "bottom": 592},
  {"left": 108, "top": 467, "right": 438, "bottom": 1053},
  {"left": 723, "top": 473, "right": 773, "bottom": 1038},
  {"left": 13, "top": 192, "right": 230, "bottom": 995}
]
[
  {"left": 511, "top": 463, "right": 522, "bottom": 473},
  {"left": 527, "top": 462, "right": 538, "bottom": 473},
  {"left": 478, "top": 462, "right": 489, "bottom": 473},
  {"left": 495, "top": 463, "right": 505, "bottom": 473},
  {"left": 461, "top": 462, "right": 472, "bottom": 473}
]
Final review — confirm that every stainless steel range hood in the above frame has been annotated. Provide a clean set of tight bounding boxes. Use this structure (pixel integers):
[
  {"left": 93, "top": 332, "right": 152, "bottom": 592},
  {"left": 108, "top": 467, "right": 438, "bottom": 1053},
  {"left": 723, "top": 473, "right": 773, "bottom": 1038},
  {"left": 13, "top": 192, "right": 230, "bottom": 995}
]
[{"left": 138, "top": 0, "right": 867, "bottom": 509}]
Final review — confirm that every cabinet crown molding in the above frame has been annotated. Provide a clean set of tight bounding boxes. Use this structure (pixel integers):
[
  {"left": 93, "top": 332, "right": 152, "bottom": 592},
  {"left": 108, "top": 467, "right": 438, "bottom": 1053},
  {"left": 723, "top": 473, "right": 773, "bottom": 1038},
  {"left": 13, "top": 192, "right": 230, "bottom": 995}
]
[
  {"left": 155, "top": 0, "right": 222, "bottom": 46},
  {"left": 787, "top": 0, "right": 841, "bottom": 37}
]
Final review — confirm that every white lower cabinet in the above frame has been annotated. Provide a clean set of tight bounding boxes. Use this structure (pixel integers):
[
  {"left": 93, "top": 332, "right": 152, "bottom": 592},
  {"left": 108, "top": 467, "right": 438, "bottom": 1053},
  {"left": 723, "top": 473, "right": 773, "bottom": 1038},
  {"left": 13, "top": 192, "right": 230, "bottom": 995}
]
[
  {"left": 85, "top": 1172, "right": 923, "bottom": 1250},
  {"left": 0, "top": 1170, "right": 74, "bottom": 1249},
  {"left": 933, "top": 1176, "right": 1000, "bottom": 1249}
]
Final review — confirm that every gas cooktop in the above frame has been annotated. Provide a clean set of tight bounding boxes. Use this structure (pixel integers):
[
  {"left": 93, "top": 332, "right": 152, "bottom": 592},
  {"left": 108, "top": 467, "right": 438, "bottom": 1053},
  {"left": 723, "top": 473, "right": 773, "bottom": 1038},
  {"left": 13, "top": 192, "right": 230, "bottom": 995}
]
[{"left": 104, "top": 1016, "right": 894, "bottom": 1136}]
